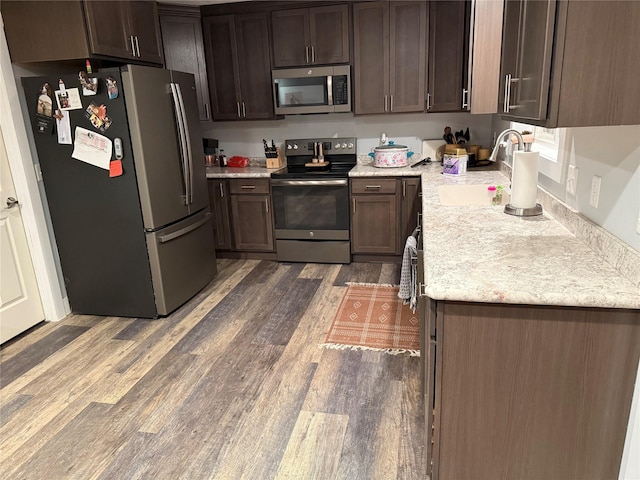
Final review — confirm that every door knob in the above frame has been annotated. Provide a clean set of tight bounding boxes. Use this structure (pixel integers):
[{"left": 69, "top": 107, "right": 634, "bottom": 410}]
[{"left": 5, "top": 197, "right": 19, "bottom": 209}]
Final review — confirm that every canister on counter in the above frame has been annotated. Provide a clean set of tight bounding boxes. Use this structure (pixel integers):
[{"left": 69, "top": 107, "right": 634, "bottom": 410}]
[{"left": 443, "top": 148, "right": 468, "bottom": 175}]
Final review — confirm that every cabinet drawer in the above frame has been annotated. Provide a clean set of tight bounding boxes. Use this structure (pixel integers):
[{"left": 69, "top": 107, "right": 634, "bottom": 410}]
[
  {"left": 229, "top": 178, "right": 270, "bottom": 194},
  {"left": 351, "top": 178, "right": 397, "bottom": 194}
]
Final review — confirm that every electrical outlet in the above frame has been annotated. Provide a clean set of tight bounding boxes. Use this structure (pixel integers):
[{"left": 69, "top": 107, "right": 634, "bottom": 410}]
[
  {"left": 590, "top": 175, "right": 601, "bottom": 208},
  {"left": 566, "top": 165, "right": 578, "bottom": 196}
]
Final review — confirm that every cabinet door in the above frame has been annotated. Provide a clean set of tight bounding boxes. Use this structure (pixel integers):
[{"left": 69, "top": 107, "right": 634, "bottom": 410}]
[
  {"left": 399, "top": 177, "right": 421, "bottom": 255},
  {"left": 235, "top": 12, "right": 275, "bottom": 120},
  {"left": 84, "top": 1, "right": 132, "bottom": 59},
  {"left": 208, "top": 180, "right": 233, "bottom": 251},
  {"left": 231, "top": 194, "right": 275, "bottom": 251},
  {"left": 351, "top": 195, "right": 398, "bottom": 254},
  {"left": 497, "top": 0, "right": 522, "bottom": 114},
  {"left": 499, "top": 0, "right": 556, "bottom": 121},
  {"left": 390, "top": 1, "right": 427, "bottom": 113},
  {"left": 513, "top": 0, "right": 555, "bottom": 120},
  {"left": 353, "top": 2, "right": 389, "bottom": 114},
  {"left": 127, "top": 1, "right": 164, "bottom": 65},
  {"left": 427, "top": 0, "right": 468, "bottom": 112},
  {"left": 203, "top": 15, "right": 242, "bottom": 120},
  {"left": 160, "top": 13, "right": 212, "bottom": 121},
  {"left": 271, "top": 8, "right": 310, "bottom": 67},
  {"left": 309, "top": 4, "right": 350, "bottom": 65}
]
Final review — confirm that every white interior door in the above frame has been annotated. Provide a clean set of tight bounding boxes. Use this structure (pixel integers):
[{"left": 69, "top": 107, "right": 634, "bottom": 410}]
[{"left": 0, "top": 127, "right": 44, "bottom": 343}]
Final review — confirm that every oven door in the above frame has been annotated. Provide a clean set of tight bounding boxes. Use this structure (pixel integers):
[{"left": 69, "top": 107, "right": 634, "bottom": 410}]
[{"left": 271, "top": 179, "right": 350, "bottom": 240}]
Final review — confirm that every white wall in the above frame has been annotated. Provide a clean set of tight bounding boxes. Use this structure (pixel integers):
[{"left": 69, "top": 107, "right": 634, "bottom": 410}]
[
  {"left": 493, "top": 118, "right": 640, "bottom": 251},
  {"left": 201, "top": 111, "right": 494, "bottom": 159}
]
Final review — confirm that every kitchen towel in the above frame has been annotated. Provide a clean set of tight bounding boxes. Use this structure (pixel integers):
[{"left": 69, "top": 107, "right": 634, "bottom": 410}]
[{"left": 398, "top": 234, "right": 418, "bottom": 313}]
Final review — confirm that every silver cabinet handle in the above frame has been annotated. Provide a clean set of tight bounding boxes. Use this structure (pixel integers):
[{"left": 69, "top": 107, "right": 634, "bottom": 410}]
[
  {"left": 352, "top": 198, "right": 356, "bottom": 214},
  {"left": 265, "top": 198, "right": 269, "bottom": 214},
  {"left": 130, "top": 36, "right": 136, "bottom": 57},
  {"left": 504, "top": 74, "right": 511, "bottom": 113},
  {"left": 311, "top": 46, "right": 315, "bottom": 63},
  {"left": 219, "top": 182, "right": 224, "bottom": 197},
  {"left": 134, "top": 35, "right": 140, "bottom": 57},
  {"left": 305, "top": 46, "right": 310, "bottom": 64},
  {"left": 462, "top": 88, "right": 469, "bottom": 109},
  {"left": 237, "top": 102, "right": 241, "bottom": 118},
  {"left": 426, "top": 92, "right": 431, "bottom": 111},
  {"left": 384, "top": 95, "right": 388, "bottom": 112},
  {"left": 242, "top": 101, "right": 246, "bottom": 118},
  {"left": 204, "top": 103, "right": 210, "bottom": 120},
  {"left": 365, "top": 185, "right": 382, "bottom": 189},
  {"left": 390, "top": 94, "right": 394, "bottom": 112},
  {"left": 402, "top": 179, "right": 406, "bottom": 197},
  {"left": 240, "top": 185, "right": 256, "bottom": 190}
]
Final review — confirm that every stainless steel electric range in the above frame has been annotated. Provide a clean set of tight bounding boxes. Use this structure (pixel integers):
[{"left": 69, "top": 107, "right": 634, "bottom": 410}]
[{"left": 271, "top": 137, "right": 357, "bottom": 263}]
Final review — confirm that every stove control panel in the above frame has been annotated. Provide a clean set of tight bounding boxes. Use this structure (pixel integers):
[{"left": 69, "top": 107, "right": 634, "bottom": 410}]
[{"left": 284, "top": 137, "right": 357, "bottom": 156}]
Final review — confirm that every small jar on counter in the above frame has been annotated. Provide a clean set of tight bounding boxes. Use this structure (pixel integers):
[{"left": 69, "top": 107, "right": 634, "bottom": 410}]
[{"left": 219, "top": 149, "right": 227, "bottom": 167}]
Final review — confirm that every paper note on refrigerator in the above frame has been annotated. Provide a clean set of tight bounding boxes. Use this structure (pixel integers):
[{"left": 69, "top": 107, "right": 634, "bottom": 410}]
[
  {"left": 71, "top": 126, "right": 112, "bottom": 170},
  {"left": 56, "top": 110, "right": 72, "bottom": 144}
]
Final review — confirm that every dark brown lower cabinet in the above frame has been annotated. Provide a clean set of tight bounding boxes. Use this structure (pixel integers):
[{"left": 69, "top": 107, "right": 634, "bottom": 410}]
[
  {"left": 350, "top": 177, "right": 420, "bottom": 256},
  {"left": 208, "top": 179, "right": 233, "bottom": 251},
  {"left": 422, "top": 299, "right": 640, "bottom": 480},
  {"left": 229, "top": 179, "right": 274, "bottom": 252},
  {"left": 350, "top": 178, "right": 398, "bottom": 255}
]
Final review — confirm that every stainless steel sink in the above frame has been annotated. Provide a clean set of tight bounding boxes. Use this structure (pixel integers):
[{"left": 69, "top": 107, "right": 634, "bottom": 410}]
[{"left": 437, "top": 184, "right": 509, "bottom": 206}]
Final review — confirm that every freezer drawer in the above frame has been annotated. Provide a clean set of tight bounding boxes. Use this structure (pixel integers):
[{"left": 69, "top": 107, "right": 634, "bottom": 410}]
[{"left": 146, "top": 209, "right": 217, "bottom": 315}]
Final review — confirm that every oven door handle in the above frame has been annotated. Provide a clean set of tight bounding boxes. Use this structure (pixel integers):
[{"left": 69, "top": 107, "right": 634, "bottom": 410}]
[{"left": 271, "top": 179, "right": 348, "bottom": 187}]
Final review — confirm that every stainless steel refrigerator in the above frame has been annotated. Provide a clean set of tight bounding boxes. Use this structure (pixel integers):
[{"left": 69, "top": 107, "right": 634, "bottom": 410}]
[{"left": 22, "top": 65, "right": 217, "bottom": 318}]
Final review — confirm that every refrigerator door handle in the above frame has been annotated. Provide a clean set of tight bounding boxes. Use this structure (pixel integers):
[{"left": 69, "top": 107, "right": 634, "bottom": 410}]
[
  {"left": 169, "top": 82, "right": 190, "bottom": 205},
  {"left": 174, "top": 83, "right": 194, "bottom": 204},
  {"left": 158, "top": 212, "right": 211, "bottom": 244}
]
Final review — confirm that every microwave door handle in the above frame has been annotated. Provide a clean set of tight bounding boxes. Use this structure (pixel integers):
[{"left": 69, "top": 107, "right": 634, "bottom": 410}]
[
  {"left": 327, "top": 75, "right": 333, "bottom": 106},
  {"left": 170, "top": 83, "right": 189, "bottom": 205},
  {"left": 174, "top": 83, "right": 193, "bottom": 204}
]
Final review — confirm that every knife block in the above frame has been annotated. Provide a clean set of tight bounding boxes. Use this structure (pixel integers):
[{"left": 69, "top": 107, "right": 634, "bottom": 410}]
[{"left": 266, "top": 147, "right": 285, "bottom": 169}]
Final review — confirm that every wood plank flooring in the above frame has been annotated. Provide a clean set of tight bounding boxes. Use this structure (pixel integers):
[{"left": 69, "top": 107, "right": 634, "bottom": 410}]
[{"left": 0, "top": 259, "right": 425, "bottom": 480}]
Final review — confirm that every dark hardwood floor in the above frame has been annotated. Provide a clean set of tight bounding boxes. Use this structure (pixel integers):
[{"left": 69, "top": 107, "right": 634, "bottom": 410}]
[{"left": 0, "top": 259, "right": 425, "bottom": 479}]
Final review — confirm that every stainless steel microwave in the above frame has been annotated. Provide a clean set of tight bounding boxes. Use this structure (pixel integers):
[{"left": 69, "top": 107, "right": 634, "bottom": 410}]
[{"left": 272, "top": 65, "right": 351, "bottom": 115}]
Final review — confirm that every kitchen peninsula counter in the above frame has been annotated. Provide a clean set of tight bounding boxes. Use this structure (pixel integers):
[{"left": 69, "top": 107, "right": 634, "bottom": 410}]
[{"left": 350, "top": 162, "right": 640, "bottom": 310}]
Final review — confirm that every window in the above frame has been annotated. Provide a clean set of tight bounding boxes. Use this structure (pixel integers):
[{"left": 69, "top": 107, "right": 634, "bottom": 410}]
[{"left": 510, "top": 122, "right": 569, "bottom": 183}]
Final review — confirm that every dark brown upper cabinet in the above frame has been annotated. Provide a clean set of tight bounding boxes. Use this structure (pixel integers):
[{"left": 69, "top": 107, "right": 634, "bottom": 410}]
[
  {"left": 353, "top": 1, "right": 427, "bottom": 115},
  {"left": 202, "top": 13, "right": 275, "bottom": 121},
  {"left": 498, "top": 0, "right": 556, "bottom": 122},
  {"left": 426, "top": 1, "right": 470, "bottom": 113},
  {"left": 499, "top": 0, "right": 640, "bottom": 127},
  {"left": 159, "top": 6, "right": 212, "bottom": 121},
  {"left": 1, "top": 0, "right": 163, "bottom": 65},
  {"left": 271, "top": 4, "right": 350, "bottom": 67}
]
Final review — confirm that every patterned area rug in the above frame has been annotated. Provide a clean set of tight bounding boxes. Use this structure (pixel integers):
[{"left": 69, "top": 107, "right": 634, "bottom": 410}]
[{"left": 321, "top": 283, "right": 420, "bottom": 356}]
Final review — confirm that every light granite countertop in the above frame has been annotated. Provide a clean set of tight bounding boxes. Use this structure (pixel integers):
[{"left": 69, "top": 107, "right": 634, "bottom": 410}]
[
  {"left": 360, "top": 163, "right": 639, "bottom": 309},
  {"left": 206, "top": 165, "right": 283, "bottom": 178},
  {"left": 205, "top": 158, "right": 638, "bottom": 309}
]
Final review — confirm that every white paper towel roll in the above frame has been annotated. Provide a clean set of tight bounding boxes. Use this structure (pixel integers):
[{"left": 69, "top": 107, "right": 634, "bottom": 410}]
[{"left": 510, "top": 151, "right": 539, "bottom": 209}]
